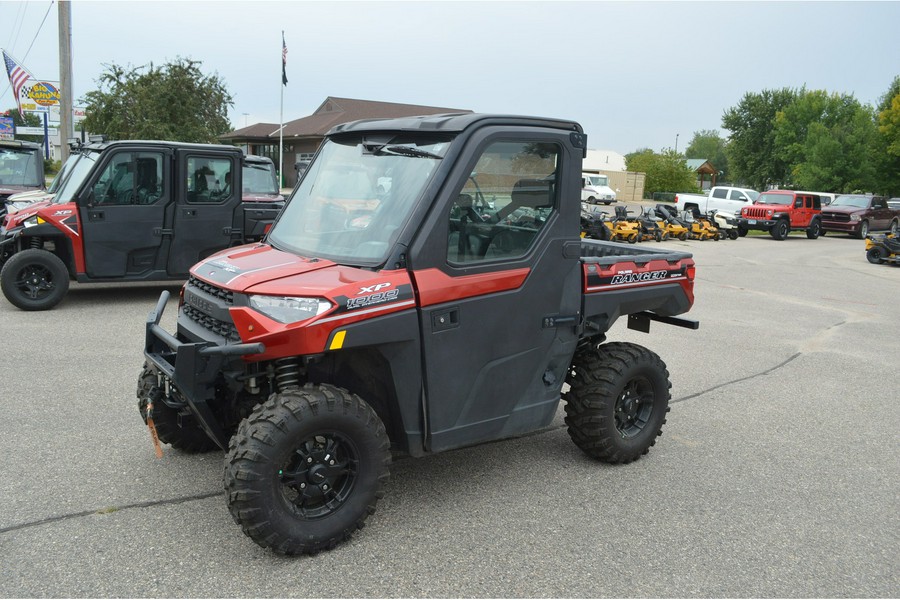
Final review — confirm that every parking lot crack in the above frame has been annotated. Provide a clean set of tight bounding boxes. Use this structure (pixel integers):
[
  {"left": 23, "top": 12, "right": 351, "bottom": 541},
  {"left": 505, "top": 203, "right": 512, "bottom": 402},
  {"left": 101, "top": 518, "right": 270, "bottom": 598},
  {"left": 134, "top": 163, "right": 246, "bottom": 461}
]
[
  {"left": 672, "top": 352, "right": 801, "bottom": 404},
  {"left": 0, "top": 491, "right": 222, "bottom": 536}
]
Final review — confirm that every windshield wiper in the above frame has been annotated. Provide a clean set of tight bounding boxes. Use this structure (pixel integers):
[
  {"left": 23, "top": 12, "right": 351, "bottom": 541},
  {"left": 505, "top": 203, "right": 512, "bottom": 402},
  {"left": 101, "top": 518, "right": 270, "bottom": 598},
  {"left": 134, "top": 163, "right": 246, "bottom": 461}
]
[{"left": 375, "top": 145, "right": 443, "bottom": 160}]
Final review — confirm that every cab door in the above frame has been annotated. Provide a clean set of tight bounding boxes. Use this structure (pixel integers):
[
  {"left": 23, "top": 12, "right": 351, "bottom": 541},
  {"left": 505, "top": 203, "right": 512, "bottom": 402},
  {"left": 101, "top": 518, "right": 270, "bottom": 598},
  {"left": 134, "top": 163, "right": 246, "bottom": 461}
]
[
  {"left": 167, "top": 151, "right": 242, "bottom": 276},
  {"left": 409, "top": 130, "right": 583, "bottom": 453},
  {"left": 79, "top": 150, "right": 169, "bottom": 278}
]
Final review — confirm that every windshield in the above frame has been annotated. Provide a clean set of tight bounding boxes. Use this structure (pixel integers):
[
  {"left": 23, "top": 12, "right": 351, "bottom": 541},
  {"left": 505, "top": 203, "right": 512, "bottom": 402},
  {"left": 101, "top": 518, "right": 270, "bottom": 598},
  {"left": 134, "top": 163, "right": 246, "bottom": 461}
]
[
  {"left": 830, "top": 195, "right": 870, "bottom": 208},
  {"left": 0, "top": 147, "right": 42, "bottom": 187},
  {"left": 47, "top": 152, "right": 82, "bottom": 193},
  {"left": 242, "top": 161, "right": 279, "bottom": 195},
  {"left": 744, "top": 190, "right": 760, "bottom": 202},
  {"left": 268, "top": 136, "right": 448, "bottom": 265},
  {"left": 587, "top": 175, "right": 608, "bottom": 187},
  {"left": 53, "top": 150, "right": 100, "bottom": 204},
  {"left": 756, "top": 192, "right": 792, "bottom": 205}
]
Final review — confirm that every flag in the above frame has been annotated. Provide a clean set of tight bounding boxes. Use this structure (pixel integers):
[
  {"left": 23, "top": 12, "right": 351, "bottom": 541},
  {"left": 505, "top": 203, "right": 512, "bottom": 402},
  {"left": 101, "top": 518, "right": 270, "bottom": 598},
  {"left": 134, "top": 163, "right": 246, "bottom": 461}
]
[
  {"left": 282, "top": 32, "right": 288, "bottom": 86},
  {"left": 2, "top": 49, "right": 34, "bottom": 117}
]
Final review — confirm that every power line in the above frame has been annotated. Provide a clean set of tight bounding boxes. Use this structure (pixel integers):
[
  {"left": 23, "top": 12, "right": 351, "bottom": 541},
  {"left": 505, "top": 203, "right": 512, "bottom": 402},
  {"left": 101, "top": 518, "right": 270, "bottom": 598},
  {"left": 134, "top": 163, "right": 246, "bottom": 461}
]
[{"left": 1, "top": 1, "right": 55, "bottom": 108}]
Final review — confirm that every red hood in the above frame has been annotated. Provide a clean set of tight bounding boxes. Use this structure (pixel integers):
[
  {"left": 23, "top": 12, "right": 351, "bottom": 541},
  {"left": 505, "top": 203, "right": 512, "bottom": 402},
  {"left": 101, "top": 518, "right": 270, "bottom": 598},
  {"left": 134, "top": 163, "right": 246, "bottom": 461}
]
[
  {"left": 190, "top": 244, "right": 378, "bottom": 295},
  {"left": 4, "top": 200, "right": 54, "bottom": 227}
]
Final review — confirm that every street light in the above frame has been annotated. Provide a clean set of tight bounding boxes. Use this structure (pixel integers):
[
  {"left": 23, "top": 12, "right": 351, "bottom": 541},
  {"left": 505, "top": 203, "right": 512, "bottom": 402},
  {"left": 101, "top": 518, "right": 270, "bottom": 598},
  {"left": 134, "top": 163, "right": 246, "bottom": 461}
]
[
  {"left": 242, "top": 112, "right": 249, "bottom": 128},
  {"left": 675, "top": 133, "right": 680, "bottom": 153}
]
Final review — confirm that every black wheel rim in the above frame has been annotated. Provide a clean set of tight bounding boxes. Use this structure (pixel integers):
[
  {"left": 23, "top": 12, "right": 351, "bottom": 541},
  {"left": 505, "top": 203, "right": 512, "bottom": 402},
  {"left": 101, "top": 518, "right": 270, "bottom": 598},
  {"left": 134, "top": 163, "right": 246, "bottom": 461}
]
[
  {"left": 13, "top": 264, "right": 56, "bottom": 300},
  {"left": 278, "top": 432, "right": 359, "bottom": 519},
  {"left": 615, "top": 376, "right": 654, "bottom": 438}
]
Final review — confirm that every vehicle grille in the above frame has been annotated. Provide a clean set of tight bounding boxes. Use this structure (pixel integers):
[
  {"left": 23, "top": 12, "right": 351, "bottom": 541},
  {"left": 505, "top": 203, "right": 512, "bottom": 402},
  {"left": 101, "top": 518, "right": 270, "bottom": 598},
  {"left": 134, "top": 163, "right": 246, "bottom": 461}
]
[
  {"left": 182, "top": 277, "right": 239, "bottom": 340},
  {"left": 188, "top": 276, "right": 234, "bottom": 305},
  {"left": 821, "top": 212, "right": 850, "bottom": 223},
  {"left": 743, "top": 207, "right": 772, "bottom": 219},
  {"left": 183, "top": 305, "right": 240, "bottom": 340}
]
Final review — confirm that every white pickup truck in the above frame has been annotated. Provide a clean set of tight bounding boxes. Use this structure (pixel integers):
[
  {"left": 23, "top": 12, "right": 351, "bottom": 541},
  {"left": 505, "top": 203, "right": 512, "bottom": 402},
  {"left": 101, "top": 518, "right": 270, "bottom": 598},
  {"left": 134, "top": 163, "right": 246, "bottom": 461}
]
[{"left": 674, "top": 186, "right": 759, "bottom": 215}]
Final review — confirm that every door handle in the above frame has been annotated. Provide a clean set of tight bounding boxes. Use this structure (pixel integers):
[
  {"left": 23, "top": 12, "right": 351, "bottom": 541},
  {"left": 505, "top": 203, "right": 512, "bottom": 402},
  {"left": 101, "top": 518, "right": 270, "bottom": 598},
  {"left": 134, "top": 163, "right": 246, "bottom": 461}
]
[
  {"left": 89, "top": 210, "right": 104, "bottom": 221},
  {"left": 182, "top": 208, "right": 197, "bottom": 217},
  {"left": 431, "top": 308, "right": 459, "bottom": 332}
]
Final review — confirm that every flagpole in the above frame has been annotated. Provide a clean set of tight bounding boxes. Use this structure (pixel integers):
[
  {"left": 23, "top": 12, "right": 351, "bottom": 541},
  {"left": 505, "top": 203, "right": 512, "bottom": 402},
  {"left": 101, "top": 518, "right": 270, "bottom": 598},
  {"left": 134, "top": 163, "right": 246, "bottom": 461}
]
[{"left": 279, "top": 30, "right": 285, "bottom": 189}]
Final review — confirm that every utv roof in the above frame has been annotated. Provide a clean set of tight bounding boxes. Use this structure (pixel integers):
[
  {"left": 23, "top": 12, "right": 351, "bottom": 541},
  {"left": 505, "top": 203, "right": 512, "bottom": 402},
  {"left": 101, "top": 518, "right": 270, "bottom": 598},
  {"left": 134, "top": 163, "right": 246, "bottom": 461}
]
[
  {"left": 75, "top": 139, "right": 241, "bottom": 153},
  {"left": 327, "top": 112, "right": 583, "bottom": 136},
  {"left": 0, "top": 139, "right": 42, "bottom": 150}
]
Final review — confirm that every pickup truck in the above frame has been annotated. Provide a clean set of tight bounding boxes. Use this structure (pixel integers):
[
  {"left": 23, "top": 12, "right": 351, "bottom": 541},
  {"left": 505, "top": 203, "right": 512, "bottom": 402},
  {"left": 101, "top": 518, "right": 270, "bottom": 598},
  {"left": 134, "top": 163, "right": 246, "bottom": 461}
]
[
  {"left": 0, "top": 139, "right": 45, "bottom": 220},
  {"left": 820, "top": 194, "right": 900, "bottom": 238},
  {"left": 139, "top": 113, "right": 699, "bottom": 555},
  {"left": 738, "top": 190, "right": 823, "bottom": 240},
  {"left": 0, "top": 139, "right": 284, "bottom": 310},
  {"left": 674, "top": 185, "right": 759, "bottom": 216}
]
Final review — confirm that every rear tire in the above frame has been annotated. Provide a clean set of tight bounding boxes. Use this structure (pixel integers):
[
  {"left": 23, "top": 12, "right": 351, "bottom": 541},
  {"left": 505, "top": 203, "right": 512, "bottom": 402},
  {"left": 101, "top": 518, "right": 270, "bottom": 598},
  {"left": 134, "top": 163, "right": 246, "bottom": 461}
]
[
  {"left": 224, "top": 384, "right": 390, "bottom": 555},
  {"left": 806, "top": 219, "right": 821, "bottom": 239},
  {"left": 136, "top": 365, "right": 219, "bottom": 453},
  {"left": 890, "top": 219, "right": 899, "bottom": 237},
  {"left": 564, "top": 342, "right": 671, "bottom": 464},
  {"left": 0, "top": 249, "right": 70, "bottom": 311}
]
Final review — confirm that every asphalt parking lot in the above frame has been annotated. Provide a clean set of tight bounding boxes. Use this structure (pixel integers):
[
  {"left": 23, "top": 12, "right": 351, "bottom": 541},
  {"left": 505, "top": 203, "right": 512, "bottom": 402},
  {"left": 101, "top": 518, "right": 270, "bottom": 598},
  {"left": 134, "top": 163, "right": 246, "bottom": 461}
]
[{"left": 1, "top": 226, "right": 898, "bottom": 597}]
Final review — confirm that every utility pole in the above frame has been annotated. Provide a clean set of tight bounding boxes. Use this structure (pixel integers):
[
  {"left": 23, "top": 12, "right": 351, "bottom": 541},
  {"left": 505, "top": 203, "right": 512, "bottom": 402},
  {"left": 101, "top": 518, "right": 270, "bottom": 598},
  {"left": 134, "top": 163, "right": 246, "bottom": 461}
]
[{"left": 58, "top": 0, "right": 74, "bottom": 162}]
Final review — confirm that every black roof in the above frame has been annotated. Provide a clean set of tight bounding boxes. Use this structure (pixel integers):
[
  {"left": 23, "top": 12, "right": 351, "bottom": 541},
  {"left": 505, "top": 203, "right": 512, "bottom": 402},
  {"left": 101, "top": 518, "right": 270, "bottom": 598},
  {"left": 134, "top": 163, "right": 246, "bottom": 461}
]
[
  {"left": 327, "top": 113, "right": 583, "bottom": 137},
  {"left": 0, "top": 139, "right": 42, "bottom": 150}
]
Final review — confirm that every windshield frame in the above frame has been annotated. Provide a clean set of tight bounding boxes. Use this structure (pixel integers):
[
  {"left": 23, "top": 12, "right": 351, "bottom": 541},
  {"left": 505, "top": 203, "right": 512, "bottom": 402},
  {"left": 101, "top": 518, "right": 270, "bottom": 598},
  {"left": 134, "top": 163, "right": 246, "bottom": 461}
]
[
  {"left": 53, "top": 150, "right": 101, "bottom": 204},
  {"left": 267, "top": 134, "right": 451, "bottom": 267},
  {"left": 755, "top": 192, "right": 793, "bottom": 205}
]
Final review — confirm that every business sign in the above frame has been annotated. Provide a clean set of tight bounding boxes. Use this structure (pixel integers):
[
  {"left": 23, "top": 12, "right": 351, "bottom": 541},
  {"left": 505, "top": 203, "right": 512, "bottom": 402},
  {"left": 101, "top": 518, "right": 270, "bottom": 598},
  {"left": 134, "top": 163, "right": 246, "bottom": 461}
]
[
  {"left": 16, "top": 126, "right": 55, "bottom": 136},
  {"left": 0, "top": 116, "right": 13, "bottom": 140},
  {"left": 49, "top": 105, "right": 87, "bottom": 123},
  {"left": 19, "top": 80, "right": 61, "bottom": 113}
]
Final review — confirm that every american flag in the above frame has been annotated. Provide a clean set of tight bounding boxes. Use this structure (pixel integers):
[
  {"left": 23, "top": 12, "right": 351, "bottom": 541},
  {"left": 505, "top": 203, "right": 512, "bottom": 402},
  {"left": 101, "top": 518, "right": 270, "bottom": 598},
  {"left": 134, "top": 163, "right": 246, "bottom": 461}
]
[
  {"left": 282, "top": 32, "right": 288, "bottom": 86},
  {"left": 3, "top": 49, "right": 34, "bottom": 117}
]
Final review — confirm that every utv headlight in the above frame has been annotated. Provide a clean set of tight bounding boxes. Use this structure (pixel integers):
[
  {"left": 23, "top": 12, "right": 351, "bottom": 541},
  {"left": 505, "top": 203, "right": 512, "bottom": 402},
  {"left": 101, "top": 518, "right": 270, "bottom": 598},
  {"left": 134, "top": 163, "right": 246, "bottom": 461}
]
[
  {"left": 249, "top": 295, "right": 333, "bottom": 324},
  {"left": 21, "top": 215, "right": 44, "bottom": 227}
]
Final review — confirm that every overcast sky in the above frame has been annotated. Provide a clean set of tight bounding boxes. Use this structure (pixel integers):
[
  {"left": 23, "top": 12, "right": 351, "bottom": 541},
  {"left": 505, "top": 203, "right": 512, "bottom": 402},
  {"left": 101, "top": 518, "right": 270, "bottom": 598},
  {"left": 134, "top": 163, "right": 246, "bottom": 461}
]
[{"left": 2, "top": 1, "right": 898, "bottom": 154}]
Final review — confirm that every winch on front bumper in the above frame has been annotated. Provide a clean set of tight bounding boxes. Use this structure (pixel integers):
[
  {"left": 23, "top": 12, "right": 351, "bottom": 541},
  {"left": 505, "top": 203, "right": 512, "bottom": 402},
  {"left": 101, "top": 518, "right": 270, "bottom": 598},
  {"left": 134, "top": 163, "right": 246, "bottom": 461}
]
[{"left": 143, "top": 290, "right": 265, "bottom": 449}]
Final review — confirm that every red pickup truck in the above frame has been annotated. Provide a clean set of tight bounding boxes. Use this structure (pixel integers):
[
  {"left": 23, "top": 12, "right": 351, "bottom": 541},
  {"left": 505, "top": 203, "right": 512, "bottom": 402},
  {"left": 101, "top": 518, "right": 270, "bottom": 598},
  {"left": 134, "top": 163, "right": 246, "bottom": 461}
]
[{"left": 820, "top": 195, "right": 900, "bottom": 238}]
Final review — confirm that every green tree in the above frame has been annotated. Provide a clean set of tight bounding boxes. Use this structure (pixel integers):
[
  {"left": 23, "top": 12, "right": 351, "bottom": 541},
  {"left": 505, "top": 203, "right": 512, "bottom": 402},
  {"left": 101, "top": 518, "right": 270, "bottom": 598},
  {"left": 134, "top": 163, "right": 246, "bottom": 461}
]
[
  {"left": 81, "top": 58, "right": 233, "bottom": 142},
  {"left": 774, "top": 90, "right": 878, "bottom": 193},
  {"left": 722, "top": 87, "right": 798, "bottom": 189},
  {"left": 685, "top": 129, "right": 729, "bottom": 182},
  {"left": 626, "top": 148, "right": 698, "bottom": 196},
  {"left": 875, "top": 75, "right": 900, "bottom": 195}
]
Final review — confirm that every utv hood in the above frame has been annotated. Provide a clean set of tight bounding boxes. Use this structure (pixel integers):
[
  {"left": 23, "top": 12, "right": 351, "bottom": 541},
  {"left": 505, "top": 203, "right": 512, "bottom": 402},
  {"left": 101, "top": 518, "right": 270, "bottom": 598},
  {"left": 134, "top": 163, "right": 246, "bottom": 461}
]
[{"left": 190, "top": 244, "right": 377, "bottom": 296}]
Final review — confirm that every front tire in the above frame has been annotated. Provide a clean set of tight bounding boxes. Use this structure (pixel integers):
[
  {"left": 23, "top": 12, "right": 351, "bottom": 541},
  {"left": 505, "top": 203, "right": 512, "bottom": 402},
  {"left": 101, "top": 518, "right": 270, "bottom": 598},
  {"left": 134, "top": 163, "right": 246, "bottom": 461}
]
[
  {"left": 564, "top": 342, "right": 671, "bottom": 464},
  {"left": 0, "top": 249, "right": 70, "bottom": 311},
  {"left": 224, "top": 384, "right": 390, "bottom": 555},
  {"left": 856, "top": 220, "right": 869, "bottom": 239},
  {"left": 771, "top": 219, "right": 789, "bottom": 240},
  {"left": 727, "top": 229, "right": 739, "bottom": 240}
]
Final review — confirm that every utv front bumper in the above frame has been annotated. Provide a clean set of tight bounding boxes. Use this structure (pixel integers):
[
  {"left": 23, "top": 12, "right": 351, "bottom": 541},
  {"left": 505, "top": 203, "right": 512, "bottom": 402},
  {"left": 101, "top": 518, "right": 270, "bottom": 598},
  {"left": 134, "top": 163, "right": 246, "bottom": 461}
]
[{"left": 143, "top": 290, "right": 264, "bottom": 449}]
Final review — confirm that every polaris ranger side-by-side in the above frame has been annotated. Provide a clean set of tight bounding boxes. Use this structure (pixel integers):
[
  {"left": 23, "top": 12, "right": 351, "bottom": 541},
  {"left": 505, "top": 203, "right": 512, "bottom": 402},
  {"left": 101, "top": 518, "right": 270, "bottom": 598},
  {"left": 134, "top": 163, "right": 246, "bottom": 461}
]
[
  {"left": 141, "top": 113, "right": 699, "bottom": 555},
  {"left": 0, "top": 140, "right": 284, "bottom": 310}
]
